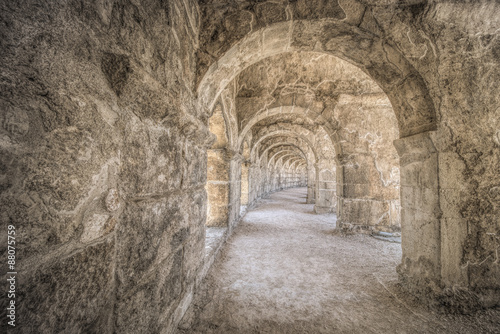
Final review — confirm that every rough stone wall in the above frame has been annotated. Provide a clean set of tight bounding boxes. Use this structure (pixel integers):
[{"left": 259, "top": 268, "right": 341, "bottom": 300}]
[{"left": 0, "top": 0, "right": 210, "bottom": 332}]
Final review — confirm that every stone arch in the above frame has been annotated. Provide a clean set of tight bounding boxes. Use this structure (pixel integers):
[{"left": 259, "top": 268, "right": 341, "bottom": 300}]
[
  {"left": 232, "top": 51, "right": 401, "bottom": 219},
  {"left": 198, "top": 20, "right": 436, "bottom": 138},
  {"left": 251, "top": 125, "right": 337, "bottom": 212},
  {"left": 267, "top": 148, "right": 306, "bottom": 169},
  {"left": 258, "top": 140, "right": 317, "bottom": 201},
  {"left": 251, "top": 124, "right": 336, "bottom": 161},
  {"left": 248, "top": 133, "right": 320, "bottom": 201},
  {"left": 237, "top": 106, "right": 337, "bottom": 152},
  {"left": 272, "top": 152, "right": 306, "bottom": 189},
  {"left": 259, "top": 140, "right": 316, "bottom": 165},
  {"left": 251, "top": 131, "right": 318, "bottom": 162},
  {"left": 285, "top": 157, "right": 308, "bottom": 188},
  {"left": 202, "top": 20, "right": 445, "bottom": 297}
]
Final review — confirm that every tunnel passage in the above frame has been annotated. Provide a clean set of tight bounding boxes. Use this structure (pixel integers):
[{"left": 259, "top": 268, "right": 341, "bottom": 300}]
[
  {"left": 213, "top": 52, "right": 402, "bottom": 233},
  {"left": 195, "top": 3, "right": 500, "bottom": 314},
  {"left": 1, "top": 1, "right": 499, "bottom": 333}
]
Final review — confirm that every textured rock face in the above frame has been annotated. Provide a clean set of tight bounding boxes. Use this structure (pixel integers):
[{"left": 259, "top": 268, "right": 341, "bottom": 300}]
[
  {"left": 0, "top": 0, "right": 499, "bottom": 332},
  {"left": 0, "top": 0, "right": 208, "bottom": 332}
]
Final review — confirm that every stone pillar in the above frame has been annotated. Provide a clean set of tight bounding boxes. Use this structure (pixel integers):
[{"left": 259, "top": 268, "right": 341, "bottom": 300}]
[
  {"left": 306, "top": 164, "right": 316, "bottom": 203},
  {"left": 248, "top": 163, "right": 260, "bottom": 205},
  {"left": 240, "top": 161, "right": 249, "bottom": 210},
  {"left": 268, "top": 168, "right": 274, "bottom": 193},
  {"left": 393, "top": 132, "right": 445, "bottom": 295},
  {"left": 277, "top": 170, "right": 283, "bottom": 190},
  {"left": 437, "top": 149, "right": 471, "bottom": 291},
  {"left": 262, "top": 166, "right": 268, "bottom": 197},
  {"left": 336, "top": 152, "right": 399, "bottom": 232},
  {"left": 228, "top": 152, "right": 243, "bottom": 228},
  {"left": 206, "top": 148, "right": 230, "bottom": 226},
  {"left": 314, "top": 162, "right": 337, "bottom": 214}
]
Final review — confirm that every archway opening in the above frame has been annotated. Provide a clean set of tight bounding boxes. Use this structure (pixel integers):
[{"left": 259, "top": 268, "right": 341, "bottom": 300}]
[{"left": 196, "top": 18, "right": 441, "bottom": 301}]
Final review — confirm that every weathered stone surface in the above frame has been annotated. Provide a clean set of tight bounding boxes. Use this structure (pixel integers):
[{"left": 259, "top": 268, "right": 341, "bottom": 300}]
[
  {"left": 1, "top": 239, "right": 115, "bottom": 333},
  {"left": 1, "top": 1, "right": 499, "bottom": 332},
  {"left": 0, "top": 0, "right": 211, "bottom": 332}
]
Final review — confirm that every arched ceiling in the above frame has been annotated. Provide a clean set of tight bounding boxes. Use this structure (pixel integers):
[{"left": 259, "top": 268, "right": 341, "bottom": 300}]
[
  {"left": 197, "top": 19, "right": 436, "bottom": 138},
  {"left": 258, "top": 138, "right": 315, "bottom": 165},
  {"left": 207, "top": 50, "right": 398, "bottom": 180},
  {"left": 208, "top": 42, "right": 400, "bottom": 184},
  {"left": 235, "top": 52, "right": 383, "bottom": 131}
]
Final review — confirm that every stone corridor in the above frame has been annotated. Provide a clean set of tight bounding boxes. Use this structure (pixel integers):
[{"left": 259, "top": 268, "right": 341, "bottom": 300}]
[
  {"left": 1, "top": 1, "right": 499, "bottom": 333},
  {"left": 179, "top": 188, "right": 500, "bottom": 334}
]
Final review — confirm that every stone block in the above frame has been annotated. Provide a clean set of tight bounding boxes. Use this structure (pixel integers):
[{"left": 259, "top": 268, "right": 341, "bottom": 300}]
[
  {"left": 207, "top": 150, "right": 230, "bottom": 181},
  {"left": 206, "top": 182, "right": 230, "bottom": 202},
  {"left": 400, "top": 185, "right": 440, "bottom": 216},
  {"left": 439, "top": 152, "right": 466, "bottom": 190},
  {"left": 400, "top": 207, "right": 440, "bottom": 273},
  {"left": 116, "top": 197, "right": 186, "bottom": 294},
  {"left": 10, "top": 240, "right": 115, "bottom": 333},
  {"left": 291, "top": 0, "right": 345, "bottom": 20},
  {"left": 207, "top": 204, "right": 229, "bottom": 227},
  {"left": 440, "top": 218, "right": 469, "bottom": 287},
  {"left": 341, "top": 198, "right": 391, "bottom": 227},
  {"left": 440, "top": 188, "right": 465, "bottom": 219},
  {"left": 114, "top": 248, "right": 184, "bottom": 333},
  {"left": 262, "top": 22, "right": 291, "bottom": 56}
]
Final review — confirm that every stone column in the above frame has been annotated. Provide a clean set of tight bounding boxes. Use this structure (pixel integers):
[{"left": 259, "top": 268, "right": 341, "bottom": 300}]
[
  {"left": 314, "top": 162, "right": 337, "bottom": 214},
  {"left": 306, "top": 164, "right": 316, "bottom": 203},
  {"left": 261, "top": 166, "right": 268, "bottom": 197},
  {"left": 240, "top": 161, "right": 249, "bottom": 211},
  {"left": 248, "top": 163, "right": 260, "bottom": 205},
  {"left": 206, "top": 148, "right": 230, "bottom": 226},
  {"left": 228, "top": 152, "right": 243, "bottom": 228},
  {"left": 393, "top": 132, "right": 446, "bottom": 295},
  {"left": 336, "top": 151, "right": 398, "bottom": 232}
]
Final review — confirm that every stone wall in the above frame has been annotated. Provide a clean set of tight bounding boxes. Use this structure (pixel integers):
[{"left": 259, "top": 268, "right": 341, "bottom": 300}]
[
  {"left": 0, "top": 0, "right": 209, "bottom": 332},
  {"left": 375, "top": 1, "right": 500, "bottom": 308}
]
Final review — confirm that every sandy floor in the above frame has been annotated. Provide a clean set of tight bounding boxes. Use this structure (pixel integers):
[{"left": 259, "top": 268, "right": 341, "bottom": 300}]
[{"left": 178, "top": 187, "right": 500, "bottom": 334}]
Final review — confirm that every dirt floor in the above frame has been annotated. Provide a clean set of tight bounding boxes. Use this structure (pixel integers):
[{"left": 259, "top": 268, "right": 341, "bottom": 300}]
[{"left": 177, "top": 188, "right": 500, "bottom": 334}]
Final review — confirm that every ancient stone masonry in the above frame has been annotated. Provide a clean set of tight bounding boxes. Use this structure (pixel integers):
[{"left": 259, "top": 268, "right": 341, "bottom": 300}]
[
  {"left": 196, "top": 0, "right": 500, "bottom": 312},
  {"left": 0, "top": 0, "right": 499, "bottom": 333},
  {"left": 1, "top": 0, "right": 211, "bottom": 332}
]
